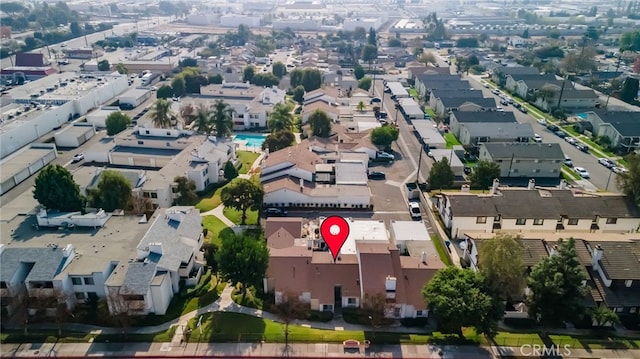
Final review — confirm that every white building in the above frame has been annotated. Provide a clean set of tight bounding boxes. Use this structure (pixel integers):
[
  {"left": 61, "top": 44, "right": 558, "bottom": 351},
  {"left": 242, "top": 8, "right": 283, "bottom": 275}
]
[
  {"left": 220, "top": 14, "right": 261, "bottom": 28},
  {"left": 53, "top": 123, "right": 96, "bottom": 148}
]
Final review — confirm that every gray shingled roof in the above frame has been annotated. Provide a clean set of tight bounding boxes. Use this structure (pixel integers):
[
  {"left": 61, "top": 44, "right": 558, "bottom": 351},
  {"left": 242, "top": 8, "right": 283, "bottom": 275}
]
[
  {"left": 462, "top": 122, "right": 535, "bottom": 138},
  {"left": 591, "top": 110, "right": 640, "bottom": 137},
  {"left": 0, "top": 247, "right": 69, "bottom": 283},
  {"left": 452, "top": 111, "right": 518, "bottom": 124},
  {"left": 440, "top": 97, "right": 497, "bottom": 109},
  {"left": 497, "top": 67, "right": 540, "bottom": 76},
  {"left": 121, "top": 261, "right": 157, "bottom": 295},
  {"left": 509, "top": 73, "right": 557, "bottom": 82},
  {"left": 592, "top": 241, "right": 640, "bottom": 280},
  {"left": 136, "top": 207, "right": 201, "bottom": 272},
  {"left": 447, "top": 190, "right": 640, "bottom": 219},
  {"left": 431, "top": 89, "right": 484, "bottom": 99},
  {"left": 481, "top": 142, "right": 564, "bottom": 159}
]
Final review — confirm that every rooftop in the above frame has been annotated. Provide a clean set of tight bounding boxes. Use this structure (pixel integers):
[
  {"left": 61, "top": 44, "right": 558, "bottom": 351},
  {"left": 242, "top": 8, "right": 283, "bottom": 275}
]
[{"left": 481, "top": 142, "right": 564, "bottom": 159}]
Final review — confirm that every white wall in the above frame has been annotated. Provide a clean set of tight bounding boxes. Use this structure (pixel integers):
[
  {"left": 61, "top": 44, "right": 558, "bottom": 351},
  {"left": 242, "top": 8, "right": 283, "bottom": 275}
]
[
  {"left": 54, "top": 125, "right": 95, "bottom": 148},
  {"left": 264, "top": 187, "right": 370, "bottom": 208},
  {"left": 149, "top": 273, "right": 173, "bottom": 315}
]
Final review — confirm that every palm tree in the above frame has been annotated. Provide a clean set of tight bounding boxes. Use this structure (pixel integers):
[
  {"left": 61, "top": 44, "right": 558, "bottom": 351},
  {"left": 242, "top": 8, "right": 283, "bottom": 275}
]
[
  {"left": 267, "top": 102, "right": 294, "bottom": 133},
  {"left": 150, "top": 99, "right": 174, "bottom": 129},
  {"left": 356, "top": 101, "right": 366, "bottom": 112},
  {"left": 210, "top": 99, "right": 234, "bottom": 138},
  {"left": 194, "top": 103, "right": 211, "bottom": 134},
  {"left": 115, "top": 63, "right": 128, "bottom": 75}
]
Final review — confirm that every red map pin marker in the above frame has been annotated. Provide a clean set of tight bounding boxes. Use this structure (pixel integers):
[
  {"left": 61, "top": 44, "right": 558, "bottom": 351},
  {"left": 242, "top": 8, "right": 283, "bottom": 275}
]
[{"left": 320, "top": 216, "right": 350, "bottom": 261}]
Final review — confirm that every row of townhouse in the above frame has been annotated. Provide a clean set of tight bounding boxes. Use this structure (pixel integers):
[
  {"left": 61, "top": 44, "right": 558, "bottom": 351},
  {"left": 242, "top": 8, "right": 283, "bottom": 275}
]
[
  {"left": 264, "top": 218, "right": 445, "bottom": 318},
  {"left": 0, "top": 207, "right": 205, "bottom": 320},
  {"left": 433, "top": 186, "right": 640, "bottom": 314}
]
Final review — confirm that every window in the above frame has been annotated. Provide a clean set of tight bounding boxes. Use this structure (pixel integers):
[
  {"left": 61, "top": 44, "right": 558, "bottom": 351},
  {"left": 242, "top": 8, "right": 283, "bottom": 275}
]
[
  {"left": 615, "top": 307, "right": 624, "bottom": 313},
  {"left": 137, "top": 140, "right": 144, "bottom": 145},
  {"left": 606, "top": 217, "right": 618, "bottom": 224},
  {"left": 322, "top": 304, "right": 333, "bottom": 311},
  {"left": 631, "top": 307, "right": 637, "bottom": 314},
  {"left": 494, "top": 215, "right": 501, "bottom": 222},
  {"left": 75, "top": 292, "right": 86, "bottom": 300},
  {"left": 532, "top": 169, "right": 540, "bottom": 173},
  {"left": 533, "top": 219, "right": 544, "bottom": 225},
  {"left": 416, "top": 310, "right": 424, "bottom": 316},
  {"left": 151, "top": 193, "right": 158, "bottom": 199},
  {"left": 567, "top": 218, "right": 579, "bottom": 225},
  {"left": 626, "top": 280, "right": 633, "bottom": 288},
  {"left": 516, "top": 218, "right": 526, "bottom": 225},
  {"left": 347, "top": 298, "right": 357, "bottom": 305},
  {"left": 166, "top": 131, "right": 171, "bottom": 136},
  {"left": 83, "top": 277, "right": 94, "bottom": 285},
  {"left": 476, "top": 216, "right": 487, "bottom": 224},
  {"left": 71, "top": 277, "right": 82, "bottom": 285},
  {"left": 166, "top": 142, "right": 171, "bottom": 147},
  {"left": 145, "top": 130, "right": 150, "bottom": 134}
]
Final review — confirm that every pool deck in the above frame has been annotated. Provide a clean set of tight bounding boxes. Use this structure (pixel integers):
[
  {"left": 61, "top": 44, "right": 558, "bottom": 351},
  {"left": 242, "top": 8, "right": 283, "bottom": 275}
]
[{"left": 233, "top": 133, "right": 266, "bottom": 153}]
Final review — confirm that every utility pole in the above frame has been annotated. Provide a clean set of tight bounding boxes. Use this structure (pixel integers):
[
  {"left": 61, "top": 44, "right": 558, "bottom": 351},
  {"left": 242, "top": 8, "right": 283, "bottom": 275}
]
[
  {"left": 416, "top": 148, "right": 424, "bottom": 183},
  {"left": 604, "top": 50, "right": 625, "bottom": 111},
  {"left": 555, "top": 79, "right": 566, "bottom": 111}
]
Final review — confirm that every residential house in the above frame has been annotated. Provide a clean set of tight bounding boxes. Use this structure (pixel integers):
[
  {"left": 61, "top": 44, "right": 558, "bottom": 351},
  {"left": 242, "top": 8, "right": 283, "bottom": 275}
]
[
  {"left": 462, "top": 234, "right": 640, "bottom": 314},
  {"left": 428, "top": 89, "right": 484, "bottom": 110},
  {"left": 302, "top": 88, "right": 340, "bottom": 106},
  {"left": 434, "top": 187, "right": 640, "bottom": 239},
  {"left": 505, "top": 73, "right": 562, "bottom": 99},
  {"left": 301, "top": 102, "right": 341, "bottom": 124},
  {"left": 407, "top": 66, "right": 451, "bottom": 81},
  {"left": 414, "top": 74, "right": 468, "bottom": 99},
  {"left": 264, "top": 218, "right": 444, "bottom": 318},
  {"left": 105, "top": 206, "right": 204, "bottom": 316},
  {"left": 533, "top": 88, "right": 599, "bottom": 112},
  {"left": 582, "top": 111, "right": 640, "bottom": 153},
  {"left": 479, "top": 142, "right": 564, "bottom": 179},
  {"left": 459, "top": 122, "right": 535, "bottom": 147},
  {"left": 509, "top": 36, "right": 533, "bottom": 47},
  {"left": 449, "top": 112, "right": 518, "bottom": 138},
  {"left": 433, "top": 97, "right": 497, "bottom": 118},
  {"left": 491, "top": 66, "right": 539, "bottom": 87}
]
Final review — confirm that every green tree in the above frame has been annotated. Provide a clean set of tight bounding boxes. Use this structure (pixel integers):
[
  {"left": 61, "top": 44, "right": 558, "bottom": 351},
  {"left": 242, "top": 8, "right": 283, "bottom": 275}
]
[
  {"left": 358, "top": 77, "right": 372, "bottom": 91},
  {"left": 456, "top": 38, "right": 479, "bottom": 48},
  {"left": 616, "top": 153, "right": 640, "bottom": 204},
  {"left": 114, "top": 63, "right": 128, "bottom": 74},
  {"left": 216, "top": 231, "right": 269, "bottom": 303},
  {"left": 353, "top": 65, "right": 365, "bottom": 80},
  {"left": 211, "top": 100, "right": 234, "bottom": 138},
  {"left": 418, "top": 52, "right": 436, "bottom": 65},
  {"left": 33, "top": 165, "right": 84, "bottom": 212},
  {"left": 423, "top": 267, "right": 504, "bottom": 338},
  {"left": 150, "top": 99, "right": 174, "bottom": 129},
  {"left": 87, "top": 170, "right": 132, "bottom": 212},
  {"left": 470, "top": 160, "right": 501, "bottom": 190},
  {"left": 220, "top": 178, "right": 264, "bottom": 225},
  {"left": 208, "top": 74, "right": 223, "bottom": 84},
  {"left": 105, "top": 111, "right": 131, "bottom": 136},
  {"left": 272, "top": 61, "right": 286, "bottom": 78},
  {"left": 526, "top": 238, "right": 588, "bottom": 329},
  {"left": 388, "top": 38, "right": 402, "bottom": 47},
  {"left": 361, "top": 44, "right": 378, "bottom": 64},
  {"left": 156, "top": 85, "right": 173, "bottom": 99},
  {"left": 620, "top": 77, "right": 639, "bottom": 103},
  {"left": 353, "top": 26, "right": 367, "bottom": 41},
  {"left": 591, "top": 305, "right": 620, "bottom": 327},
  {"left": 223, "top": 160, "right": 239, "bottom": 180},
  {"left": 180, "top": 57, "right": 198, "bottom": 67},
  {"left": 522, "top": 29, "right": 530, "bottom": 39},
  {"left": 173, "top": 176, "right": 198, "bottom": 206},
  {"left": 292, "top": 85, "right": 305, "bottom": 104},
  {"left": 97, "top": 59, "right": 110, "bottom": 71},
  {"left": 251, "top": 72, "right": 280, "bottom": 87},
  {"left": 300, "top": 68, "right": 322, "bottom": 92},
  {"left": 243, "top": 65, "right": 256, "bottom": 83},
  {"left": 370, "top": 126, "right": 399, "bottom": 150},
  {"left": 171, "top": 75, "right": 186, "bottom": 96},
  {"left": 478, "top": 233, "right": 526, "bottom": 301},
  {"left": 289, "top": 69, "right": 303, "bottom": 88},
  {"left": 428, "top": 157, "right": 455, "bottom": 189},
  {"left": 367, "top": 27, "right": 377, "bottom": 46},
  {"left": 268, "top": 103, "right": 294, "bottom": 133},
  {"left": 620, "top": 31, "right": 640, "bottom": 51},
  {"left": 356, "top": 101, "right": 366, "bottom": 112},
  {"left": 194, "top": 103, "right": 211, "bottom": 134},
  {"left": 308, "top": 109, "right": 332, "bottom": 138},
  {"left": 263, "top": 130, "right": 295, "bottom": 152}
]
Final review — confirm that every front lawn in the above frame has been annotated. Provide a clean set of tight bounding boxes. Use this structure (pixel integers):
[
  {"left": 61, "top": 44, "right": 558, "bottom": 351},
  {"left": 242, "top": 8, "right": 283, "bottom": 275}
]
[
  {"left": 195, "top": 182, "right": 228, "bottom": 212},
  {"left": 409, "top": 88, "right": 418, "bottom": 97},
  {"left": 223, "top": 207, "right": 259, "bottom": 225},
  {"left": 202, "top": 215, "right": 229, "bottom": 247},
  {"left": 424, "top": 107, "right": 437, "bottom": 118},
  {"left": 237, "top": 150, "right": 260, "bottom": 174},
  {"left": 444, "top": 132, "right": 461, "bottom": 148}
]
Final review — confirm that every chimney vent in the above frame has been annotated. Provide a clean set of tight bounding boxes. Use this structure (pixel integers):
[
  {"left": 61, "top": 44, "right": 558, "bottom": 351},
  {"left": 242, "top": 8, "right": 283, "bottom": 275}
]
[
  {"left": 489, "top": 178, "right": 500, "bottom": 196},
  {"left": 421, "top": 251, "right": 427, "bottom": 264},
  {"left": 527, "top": 178, "right": 535, "bottom": 190},
  {"left": 592, "top": 244, "right": 603, "bottom": 269}
]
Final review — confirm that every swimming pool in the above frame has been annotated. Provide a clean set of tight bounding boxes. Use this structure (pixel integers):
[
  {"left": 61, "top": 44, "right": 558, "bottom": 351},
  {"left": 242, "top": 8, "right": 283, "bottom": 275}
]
[{"left": 233, "top": 133, "right": 267, "bottom": 148}]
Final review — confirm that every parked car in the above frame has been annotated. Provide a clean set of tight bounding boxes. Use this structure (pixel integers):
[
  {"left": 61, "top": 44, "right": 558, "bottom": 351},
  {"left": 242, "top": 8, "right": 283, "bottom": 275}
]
[
  {"left": 575, "top": 143, "right": 589, "bottom": 153},
  {"left": 518, "top": 106, "right": 528, "bottom": 114},
  {"left": 463, "top": 166, "right": 472, "bottom": 175},
  {"left": 574, "top": 167, "right": 590, "bottom": 179},
  {"left": 492, "top": 89, "right": 501, "bottom": 95},
  {"left": 563, "top": 156, "right": 573, "bottom": 167},
  {"left": 370, "top": 97, "right": 382, "bottom": 104},
  {"left": 554, "top": 130, "right": 566, "bottom": 139},
  {"left": 500, "top": 98, "right": 509, "bottom": 106},
  {"left": 533, "top": 134, "right": 542, "bottom": 143},
  {"left": 565, "top": 137, "right": 577, "bottom": 145},
  {"left": 72, "top": 153, "right": 85, "bottom": 163},
  {"left": 265, "top": 208, "right": 288, "bottom": 217},
  {"left": 612, "top": 166, "right": 628, "bottom": 174},
  {"left": 482, "top": 81, "right": 490, "bottom": 88},
  {"left": 368, "top": 171, "right": 386, "bottom": 180},
  {"left": 537, "top": 118, "right": 547, "bottom": 126},
  {"left": 376, "top": 151, "right": 395, "bottom": 160},
  {"left": 598, "top": 158, "right": 615, "bottom": 168}
]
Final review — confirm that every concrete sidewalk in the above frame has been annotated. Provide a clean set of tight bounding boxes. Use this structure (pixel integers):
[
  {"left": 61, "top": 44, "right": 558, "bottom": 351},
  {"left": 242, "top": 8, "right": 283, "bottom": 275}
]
[{"left": 3, "top": 341, "right": 640, "bottom": 358}]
